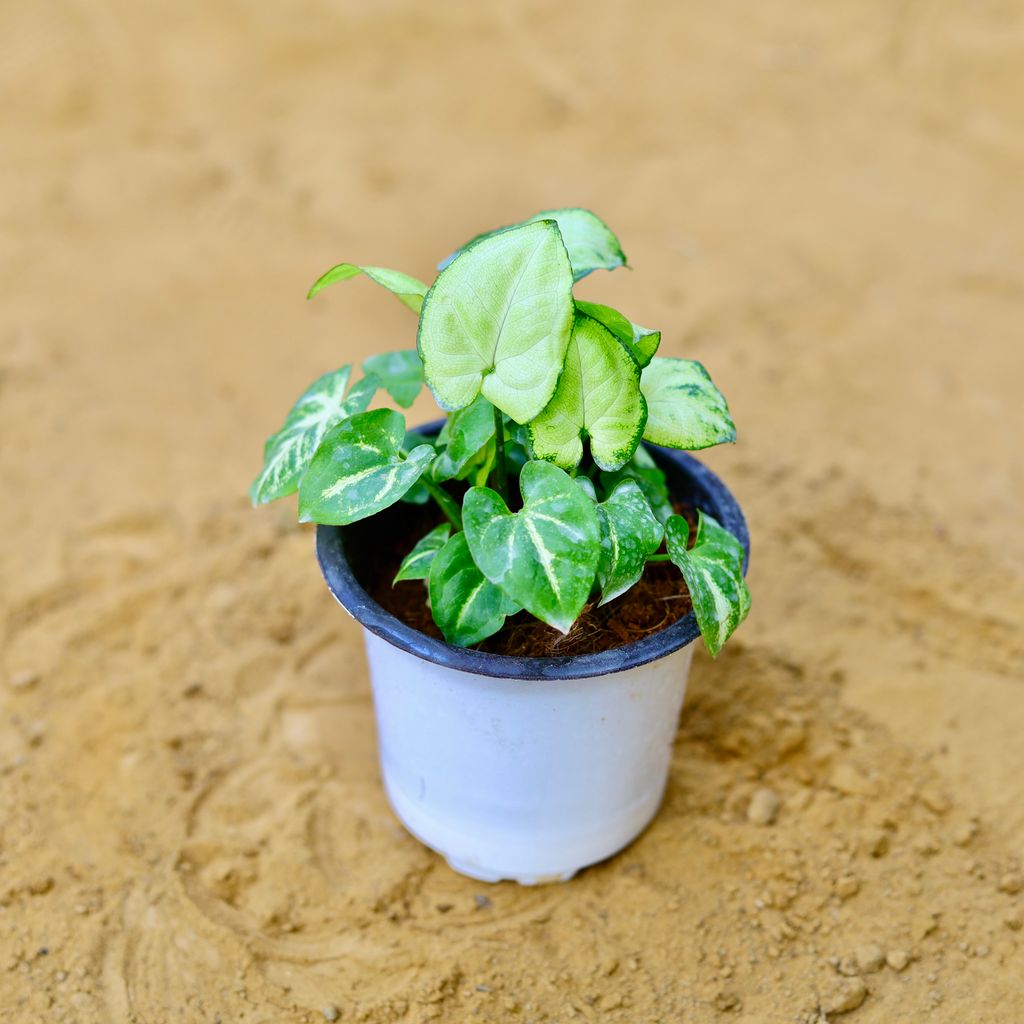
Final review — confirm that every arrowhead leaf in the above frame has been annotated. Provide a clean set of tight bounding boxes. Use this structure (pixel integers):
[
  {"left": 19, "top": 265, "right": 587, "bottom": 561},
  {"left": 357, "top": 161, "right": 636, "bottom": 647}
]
[
  {"left": 428, "top": 532, "right": 520, "bottom": 646},
  {"left": 440, "top": 208, "right": 627, "bottom": 281},
  {"left": 431, "top": 394, "right": 497, "bottom": 482},
  {"left": 362, "top": 349, "right": 424, "bottom": 408},
  {"left": 599, "top": 446, "right": 674, "bottom": 525},
  {"left": 528, "top": 310, "right": 647, "bottom": 472},
  {"left": 463, "top": 461, "right": 600, "bottom": 633},
  {"left": 640, "top": 357, "right": 736, "bottom": 450},
  {"left": 393, "top": 523, "right": 451, "bottom": 583},
  {"left": 307, "top": 264, "right": 428, "bottom": 313},
  {"left": 594, "top": 480, "right": 665, "bottom": 605},
  {"left": 665, "top": 511, "right": 750, "bottom": 657},
  {"left": 298, "top": 409, "right": 435, "bottom": 525},
  {"left": 417, "top": 220, "right": 575, "bottom": 422},
  {"left": 250, "top": 366, "right": 377, "bottom": 505},
  {"left": 574, "top": 300, "right": 660, "bottom": 368}
]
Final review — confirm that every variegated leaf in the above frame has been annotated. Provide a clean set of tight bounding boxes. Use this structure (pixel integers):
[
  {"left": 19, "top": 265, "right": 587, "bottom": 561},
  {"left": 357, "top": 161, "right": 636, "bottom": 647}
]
[
  {"left": 528, "top": 310, "right": 647, "bottom": 472},
  {"left": 417, "top": 220, "right": 574, "bottom": 422},
  {"left": 363, "top": 349, "right": 424, "bottom": 408},
  {"left": 575, "top": 300, "right": 660, "bottom": 368},
  {"left": 665, "top": 511, "right": 750, "bottom": 657},
  {"left": 431, "top": 394, "right": 496, "bottom": 482},
  {"left": 463, "top": 461, "right": 600, "bottom": 633},
  {"left": 307, "top": 263, "right": 428, "bottom": 313},
  {"left": 595, "top": 480, "right": 664, "bottom": 605},
  {"left": 250, "top": 366, "right": 377, "bottom": 505},
  {"left": 599, "top": 446, "right": 674, "bottom": 524},
  {"left": 428, "top": 532, "right": 520, "bottom": 646},
  {"left": 393, "top": 524, "right": 451, "bottom": 583},
  {"left": 440, "top": 208, "right": 627, "bottom": 282},
  {"left": 641, "top": 357, "right": 736, "bottom": 450},
  {"left": 297, "top": 409, "right": 435, "bottom": 525}
]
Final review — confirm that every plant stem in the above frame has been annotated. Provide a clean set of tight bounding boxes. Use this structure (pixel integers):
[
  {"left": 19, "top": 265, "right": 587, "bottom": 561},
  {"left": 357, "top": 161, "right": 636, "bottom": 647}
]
[
  {"left": 421, "top": 476, "right": 463, "bottom": 530},
  {"left": 647, "top": 553, "right": 671, "bottom": 563},
  {"left": 492, "top": 404, "right": 511, "bottom": 504}
]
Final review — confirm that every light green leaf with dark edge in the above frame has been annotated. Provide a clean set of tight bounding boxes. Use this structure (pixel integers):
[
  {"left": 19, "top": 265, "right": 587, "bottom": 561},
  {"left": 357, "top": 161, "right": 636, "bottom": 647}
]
[
  {"left": 599, "top": 446, "right": 674, "bottom": 524},
  {"left": 363, "top": 350, "right": 424, "bottom": 408},
  {"left": 393, "top": 524, "right": 451, "bottom": 583},
  {"left": 418, "top": 220, "right": 574, "bottom": 423},
  {"left": 250, "top": 366, "right": 377, "bottom": 505},
  {"left": 640, "top": 357, "right": 736, "bottom": 450},
  {"left": 428, "top": 533, "right": 521, "bottom": 647},
  {"left": 439, "top": 208, "right": 627, "bottom": 282},
  {"left": 595, "top": 480, "right": 664, "bottom": 605},
  {"left": 575, "top": 300, "right": 660, "bottom": 368},
  {"left": 297, "top": 409, "right": 435, "bottom": 525},
  {"left": 665, "top": 511, "right": 750, "bottom": 657},
  {"left": 307, "top": 264, "right": 428, "bottom": 313},
  {"left": 528, "top": 310, "right": 647, "bottom": 472},
  {"left": 463, "top": 461, "right": 601, "bottom": 633},
  {"left": 431, "top": 394, "right": 496, "bottom": 482}
]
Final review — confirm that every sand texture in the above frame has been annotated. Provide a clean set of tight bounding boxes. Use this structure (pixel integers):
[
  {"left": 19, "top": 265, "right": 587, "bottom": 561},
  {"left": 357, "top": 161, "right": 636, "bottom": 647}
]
[{"left": 2, "top": 2, "right": 1023, "bottom": 1021}]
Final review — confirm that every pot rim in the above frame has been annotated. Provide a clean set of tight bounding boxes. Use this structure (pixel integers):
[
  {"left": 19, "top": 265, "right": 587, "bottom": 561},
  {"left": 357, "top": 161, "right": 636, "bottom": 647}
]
[{"left": 315, "top": 427, "right": 749, "bottom": 681}]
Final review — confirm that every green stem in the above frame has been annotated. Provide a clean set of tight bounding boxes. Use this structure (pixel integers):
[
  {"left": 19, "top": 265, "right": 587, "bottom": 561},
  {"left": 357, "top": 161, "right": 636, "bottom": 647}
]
[
  {"left": 492, "top": 404, "right": 511, "bottom": 505},
  {"left": 421, "top": 476, "right": 463, "bottom": 530},
  {"left": 647, "top": 553, "right": 671, "bottom": 563}
]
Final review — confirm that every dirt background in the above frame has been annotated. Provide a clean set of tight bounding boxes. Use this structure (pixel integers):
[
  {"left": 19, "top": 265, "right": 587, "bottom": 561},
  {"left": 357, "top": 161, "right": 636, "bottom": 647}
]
[{"left": 2, "top": 2, "right": 1023, "bottom": 1021}]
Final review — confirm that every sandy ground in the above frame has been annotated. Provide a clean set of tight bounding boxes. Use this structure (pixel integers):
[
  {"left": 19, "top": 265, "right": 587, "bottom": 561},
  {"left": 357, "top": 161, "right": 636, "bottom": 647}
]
[{"left": 2, "top": 1, "right": 1023, "bottom": 1021}]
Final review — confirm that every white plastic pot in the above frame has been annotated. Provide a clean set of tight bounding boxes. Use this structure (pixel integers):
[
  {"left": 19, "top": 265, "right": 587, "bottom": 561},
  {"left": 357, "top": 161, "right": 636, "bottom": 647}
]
[{"left": 316, "top": 439, "right": 748, "bottom": 885}]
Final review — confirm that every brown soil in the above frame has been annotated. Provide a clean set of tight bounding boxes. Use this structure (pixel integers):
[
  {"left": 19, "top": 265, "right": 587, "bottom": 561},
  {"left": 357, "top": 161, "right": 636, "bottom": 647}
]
[
  {"left": 3, "top": 3, "right": 1024, "bottom": 1023},
  {"left": 362, "top": 501, "right": 695, "bottom": 658}
]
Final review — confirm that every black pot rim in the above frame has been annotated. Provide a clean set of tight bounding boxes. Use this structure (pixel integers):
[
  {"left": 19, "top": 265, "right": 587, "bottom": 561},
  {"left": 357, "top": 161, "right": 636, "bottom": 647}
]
[{"left": 315, "top": 428, "right": 749, "bottom": 681}]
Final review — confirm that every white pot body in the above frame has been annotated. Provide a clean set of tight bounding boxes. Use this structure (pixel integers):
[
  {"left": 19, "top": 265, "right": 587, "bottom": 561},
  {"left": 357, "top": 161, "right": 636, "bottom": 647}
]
[{"left": 363, "top": 629, "right": 694, "bottom": 884}]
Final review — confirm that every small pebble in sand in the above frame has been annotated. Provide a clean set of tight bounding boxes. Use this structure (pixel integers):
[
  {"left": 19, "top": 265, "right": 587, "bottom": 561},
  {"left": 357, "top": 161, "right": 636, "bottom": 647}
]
[
  {"left": 854, "top": 944, "right": 885, "bottom": 974},
  {"left": 822, "top": 977, "right": 867, "bottom": 1015},
  {"left": 747, "top": 788, "right": 780, "bottom": 826},
  {"left": 8, "top": 670, "right": 39, "bottom": 691},
  {"left": 997, "top": 872, "right": 1023, "bottom": 895},
  {"left": 1004, "top": 913, "right": 1022, "bottom": 932},
  {"left": 714, "top": 990, "right": 741, "bottom": 1011},
  {"left": 886, "top": 949, "right": 910, "bottom": 972},
  {"left": 321, "top": 1006, "right": 339, "bottom": 1022},
  {"left": 835, "top": 875, "right": 860, "bottom": 900},
  {"left": 474, "top": 894, "right": 493, "bottom": 909}
]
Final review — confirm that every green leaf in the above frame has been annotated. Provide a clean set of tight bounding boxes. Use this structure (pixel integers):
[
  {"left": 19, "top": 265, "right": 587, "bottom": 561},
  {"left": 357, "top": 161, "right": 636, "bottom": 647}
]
[
  {"left": 428, "top": 533, "right": 520, "bottom": 646},
  {"left": 600, "top": 446, "right": 674, "bottom": 525},
  {"left": 665, "top": 511, "right": 750, "bottom": 657},
  {"left": 418, "top": 220, "right": 574, "bottom": 422},
  {"left": 528, "top": 310, "right": 647, "bottom": 472},
  {"left": 440, "top": 208, "right": 627, "bottom": 282},
  {"left": 463, "top": 461, "right": 601, "bottom": 633},
  {"left": 363, "top": 349, "right": 424, "bottom": 408},
  {"left": 297, "top": 409, "right": 435, "bottom": 525},
  {"left": 595, "top": 480, "right": 664, "bottom": 605},
  {"left": 641, "top": 357, "right": 736, "bottom": 450},
  {"left": 250, "top": 366, "right": 377, "bottom": 505},
  {"left": 431, "top": 395, "right": 496, "bottom": 482},
  {"left": 393, "top": 524, "right": 452, "bottom": 583},
  {"left": 575, "top": 300, "right": 660, "bottom": 368},
  {"left": 307, "top": 264, "right": 428, "bottom": 313}
]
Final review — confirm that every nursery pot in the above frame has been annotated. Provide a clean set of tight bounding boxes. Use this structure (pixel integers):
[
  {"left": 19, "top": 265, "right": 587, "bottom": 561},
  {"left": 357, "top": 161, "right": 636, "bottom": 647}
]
[{"left": 315, "top": 430, "right": 749, "bottom": 885}]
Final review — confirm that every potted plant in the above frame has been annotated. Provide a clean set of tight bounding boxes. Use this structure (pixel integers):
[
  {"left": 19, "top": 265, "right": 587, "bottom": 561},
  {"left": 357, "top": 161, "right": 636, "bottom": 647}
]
[{"left": 252, "top": 209, "right": 750, "bottom": 884}]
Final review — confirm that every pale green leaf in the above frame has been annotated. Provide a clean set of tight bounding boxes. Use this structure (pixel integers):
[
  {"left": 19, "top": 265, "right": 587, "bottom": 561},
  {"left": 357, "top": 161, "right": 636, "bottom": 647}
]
[
  {"left": 528, "top": 310, "right": 647, "bottom": 472},
  {"left": 440, "top": 208, "right": 627, "bottom": 281},
  {"left": 393, "top": 524, "right": 451, "bottom": 583},
  {"left": 665, "top": 511, "right": 750, "bottom": 657},
  {"left": 463, "top": 461, "right": 600, "bottom": 633},
  {"left": 595, "top": 480, "right": 664, "bottom": 605},
  {"left": 297, "top": 409, "right": 435, "bottom": 525},
  {"left": 599, "top": 446, "right": 674, "bottom": 524},
  {"left": 363, "top": 349, "right": 424, "bottom": 408},
  {"left": 575, "top": 476, "right": 597, "bottom": 501},
  {"left": 641, "top": 357, "right": 736, "bottom": 450},
  {"left": 431, "top": 394, "right": 496, "bottom": 482},
  {"left": 428, "top": 533, "right": 520, "bottom": 646},
  {"left": 575, "top": 300, "right": 660, "bottom": 368},
  {"left": 307, "top": 263, "right": 428, "bottom": 313},
  {"left": 250, "top": 366, "right": 377, "bottom": 505},
  {"left": 418, "top": 220, "right": 574, "bottom": 422}
]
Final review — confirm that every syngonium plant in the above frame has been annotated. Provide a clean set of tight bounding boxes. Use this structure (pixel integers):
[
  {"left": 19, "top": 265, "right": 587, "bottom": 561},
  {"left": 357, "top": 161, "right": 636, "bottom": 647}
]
[{"left": 252, "top": 209, "right": 750, "bottom": 655}]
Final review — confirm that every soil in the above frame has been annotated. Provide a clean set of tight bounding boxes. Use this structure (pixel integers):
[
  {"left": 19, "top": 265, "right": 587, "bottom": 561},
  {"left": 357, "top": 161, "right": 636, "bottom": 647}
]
[
  {"left": 359, "top": 500, "right": 695, "bottom": 657},
  {"left": 2, "top": 3, "right": 1024, "bottom": 1023}
]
